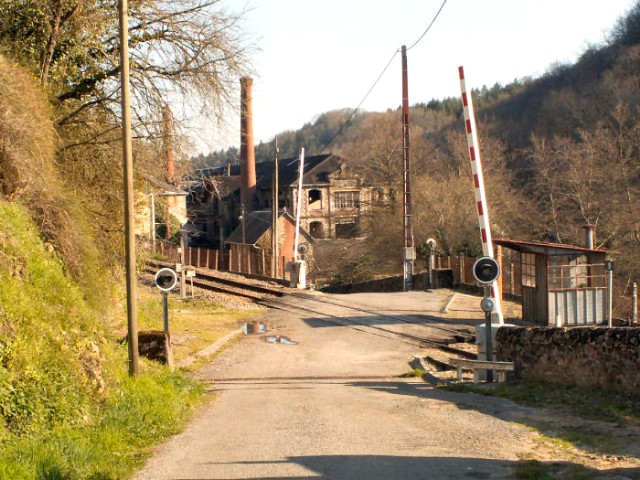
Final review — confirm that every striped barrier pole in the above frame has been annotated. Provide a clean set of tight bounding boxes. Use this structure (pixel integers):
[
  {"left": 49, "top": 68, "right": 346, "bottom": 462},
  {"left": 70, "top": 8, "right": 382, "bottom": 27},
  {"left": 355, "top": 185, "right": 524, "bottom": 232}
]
[{"left": 459, "top": 66, "right": 504, "bottom": 324}]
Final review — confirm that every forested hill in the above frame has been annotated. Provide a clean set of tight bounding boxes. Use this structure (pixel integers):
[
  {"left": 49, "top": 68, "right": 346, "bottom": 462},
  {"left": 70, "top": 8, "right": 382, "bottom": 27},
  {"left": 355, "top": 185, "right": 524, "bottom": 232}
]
[
  {"left": 481, "top": 3, "right": 640, "bottom": 151},
  {"left": 194, "top": 3, "right": 640, "bottom": 317},
  {"left": 197, "top": 3, "right": 640, "bottom": 168}
]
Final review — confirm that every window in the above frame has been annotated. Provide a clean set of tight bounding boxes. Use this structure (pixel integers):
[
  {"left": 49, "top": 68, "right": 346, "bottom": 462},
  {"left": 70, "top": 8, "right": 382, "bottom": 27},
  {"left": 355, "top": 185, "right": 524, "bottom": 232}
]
[
  {"left": 335, "top": 217, "right": 359, "bottom": 238},
  {"left": 548, "top": 255, "right": 595, "bottom": 290},
  {"left": 308, "top": 189, "right": 322, "bottom": 210},
  {"left": 309, "top": 221, "right": 324, "bottom": 239},
  {"left": 334, "top": 191, "right": 359, "bottom": 209},
  {"left": 521, "top": 253, "right": 536, "bottom": 288}
]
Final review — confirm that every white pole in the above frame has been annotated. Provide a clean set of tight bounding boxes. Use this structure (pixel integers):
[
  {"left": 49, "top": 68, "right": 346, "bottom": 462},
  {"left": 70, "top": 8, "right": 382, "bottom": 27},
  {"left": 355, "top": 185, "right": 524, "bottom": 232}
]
[
  {"left": 633, "top": 282, "right": 638, "bottom": 325},
  {"left": 459, "top": 66, "right": 504, "bottom": 324},
  {"left": 293, "top": 147, "right": 305, "bottom": 261},
  {"left": 608, "top": 268, "right": 613, "bottom": 327}
]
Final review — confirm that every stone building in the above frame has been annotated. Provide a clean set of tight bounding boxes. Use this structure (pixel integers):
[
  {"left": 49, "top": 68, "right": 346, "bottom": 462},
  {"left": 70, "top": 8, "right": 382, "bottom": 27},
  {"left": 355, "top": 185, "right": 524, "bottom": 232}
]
[
  {"left": 224, "top": 210, "right": 313, "bottom": 277},
  {"left": 187, "top": 153, "right": 388, "bottom": 248}
]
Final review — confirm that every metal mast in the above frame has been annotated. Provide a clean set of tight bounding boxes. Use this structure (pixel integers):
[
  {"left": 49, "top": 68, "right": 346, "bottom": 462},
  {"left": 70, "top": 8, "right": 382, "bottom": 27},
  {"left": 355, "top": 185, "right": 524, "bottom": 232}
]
[
  {"left": 271, "top": 138, "right": 279, "bottom": 278},
  {"left": 401, "top": 45, "right": 415, "bottom": 291}
]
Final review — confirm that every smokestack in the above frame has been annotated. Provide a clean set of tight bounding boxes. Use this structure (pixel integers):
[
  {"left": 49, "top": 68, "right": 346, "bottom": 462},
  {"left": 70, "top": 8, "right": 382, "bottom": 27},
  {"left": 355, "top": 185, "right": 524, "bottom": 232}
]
[
  {"left": 162, "top": 105, "right": 175, "bottom": 184},
  {"left": 240, "top": 77, "right": 256, "bottom": 212},
  {"left": 583, "top": 224, "right": 595, "bottom": 249}
]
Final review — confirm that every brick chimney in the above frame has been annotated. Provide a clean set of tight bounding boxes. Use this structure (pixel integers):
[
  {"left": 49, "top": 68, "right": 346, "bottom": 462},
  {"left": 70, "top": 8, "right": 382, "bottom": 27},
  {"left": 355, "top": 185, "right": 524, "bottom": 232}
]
[{"left": 240, "top": 77, "right": 256, "bottom": 212}]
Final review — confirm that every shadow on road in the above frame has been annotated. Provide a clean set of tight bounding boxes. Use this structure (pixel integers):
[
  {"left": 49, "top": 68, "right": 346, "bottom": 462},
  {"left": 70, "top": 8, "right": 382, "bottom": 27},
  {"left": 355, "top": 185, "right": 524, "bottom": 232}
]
[
  {"left": 212, "top": 376, "right": 640, "bottom": 467},
  {"left": 201, "top": 455, "right": 640, "bottom": 479},
  {"left": 303, "top": 314, "right": 480, "bottom": 329}
]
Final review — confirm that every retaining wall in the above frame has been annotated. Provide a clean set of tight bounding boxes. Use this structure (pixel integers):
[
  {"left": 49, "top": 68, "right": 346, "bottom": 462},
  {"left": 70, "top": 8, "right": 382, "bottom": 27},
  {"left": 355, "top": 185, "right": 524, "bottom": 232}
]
[
  {"left": 496, "top": 326, "right": 640, "bottom": 395},
  {"left": 320, "top": 272, "right": 430, "bottom": 293}
]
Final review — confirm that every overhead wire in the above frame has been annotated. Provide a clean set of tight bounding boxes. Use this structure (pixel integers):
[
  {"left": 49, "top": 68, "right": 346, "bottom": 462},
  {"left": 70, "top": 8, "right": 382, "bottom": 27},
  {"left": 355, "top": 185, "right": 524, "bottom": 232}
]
[
  {"left": 319, "top": 0, "right": 448, "bottom": 153},
  {"left": 319, "top": 49, "right": 399, "bottom": 153},
  {"left": 406, "top": 0, "right": 448, "bottom": 51}
]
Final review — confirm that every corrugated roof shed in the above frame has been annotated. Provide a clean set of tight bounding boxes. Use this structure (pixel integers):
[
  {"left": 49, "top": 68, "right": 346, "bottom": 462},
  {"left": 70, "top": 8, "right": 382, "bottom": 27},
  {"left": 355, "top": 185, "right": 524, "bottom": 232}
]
[{"left": 493, "top": 238, "right": 609, "bottom": 255}]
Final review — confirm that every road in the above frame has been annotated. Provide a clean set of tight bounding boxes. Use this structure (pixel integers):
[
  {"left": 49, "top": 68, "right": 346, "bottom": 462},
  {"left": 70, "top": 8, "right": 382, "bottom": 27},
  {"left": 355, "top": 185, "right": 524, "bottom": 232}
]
[{"left": 134, "top": 290, "right": 537, "bottom": 480}]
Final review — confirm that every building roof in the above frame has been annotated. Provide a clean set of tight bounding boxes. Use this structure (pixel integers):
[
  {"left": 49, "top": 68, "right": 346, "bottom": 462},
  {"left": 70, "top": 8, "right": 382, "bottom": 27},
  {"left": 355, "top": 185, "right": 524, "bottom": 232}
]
[
  {"left": 194, "top": 153, "right": 340, "bottom": 192},
  {"left": 225, "top": 210, "right": 313, "bottom": 246},
  {"left": 257, "top": 153, "right": 338, "bottom": 189},
  {"left": 493, "top": 238, "right": 608, "bottom": 256},
  {"left": 146, "top": 174, "right": 187, "bottom": 195}
]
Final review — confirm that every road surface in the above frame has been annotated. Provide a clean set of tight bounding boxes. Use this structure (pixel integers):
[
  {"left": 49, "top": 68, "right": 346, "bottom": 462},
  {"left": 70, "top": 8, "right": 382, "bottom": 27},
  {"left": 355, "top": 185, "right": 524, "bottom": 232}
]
[{"left": 134, "top": 290, "right": 537, "bottom": 479}]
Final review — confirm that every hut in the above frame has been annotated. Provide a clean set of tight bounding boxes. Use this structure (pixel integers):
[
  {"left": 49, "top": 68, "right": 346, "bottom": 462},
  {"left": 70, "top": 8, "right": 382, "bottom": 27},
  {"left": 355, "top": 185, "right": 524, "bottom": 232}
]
[{"left": 494, "top": 239, "right": 609, "bottom": 326}]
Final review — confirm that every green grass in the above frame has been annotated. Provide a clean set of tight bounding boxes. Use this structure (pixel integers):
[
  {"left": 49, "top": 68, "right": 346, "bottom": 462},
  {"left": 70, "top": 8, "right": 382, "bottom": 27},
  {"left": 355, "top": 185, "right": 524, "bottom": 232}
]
[
  {"left": 513, "top": 460, "right": 555, "bottom": 480},
  {"left": 398, "top": 368, "right": 428, "bottom": 378},
  {"left": 442, "top": 381, "right": 640, "bottom": 423},
  {"left": 136, "top": 291, "right": 263, "bottom": 365},
  {"left": 442, "top": 380, "right": 640, "bottom": 463},
  {"left": 0, "top": 202, "right": 212, "bottom": 478},
  {"left": 513, "top": 460, "right": 594, "bottom": 480},
  {"left": 0, "top": 363, "right": 205, "bottom": 479}
]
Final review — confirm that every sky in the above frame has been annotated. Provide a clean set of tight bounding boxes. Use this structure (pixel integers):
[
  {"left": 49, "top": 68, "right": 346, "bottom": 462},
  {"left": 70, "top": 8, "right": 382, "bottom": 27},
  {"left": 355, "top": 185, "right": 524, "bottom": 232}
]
[{"left": 190, "top": 0, "right": 637, "bottom": 155}]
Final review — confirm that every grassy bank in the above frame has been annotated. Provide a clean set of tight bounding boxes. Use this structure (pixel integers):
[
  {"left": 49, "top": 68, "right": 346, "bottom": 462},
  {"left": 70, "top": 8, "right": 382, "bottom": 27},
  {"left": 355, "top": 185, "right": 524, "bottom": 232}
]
[
  {"left": 0, "top": 202, "right": 259, "bottom": 478},
  {"left": 443, "top": 381, "right": 640, "bottom": 424},
  {"left": 0, "top": 365, "right": 204, "bottom": 479},
  {"left": 443, "top": 381, "right": 640, "bottom": 479}
]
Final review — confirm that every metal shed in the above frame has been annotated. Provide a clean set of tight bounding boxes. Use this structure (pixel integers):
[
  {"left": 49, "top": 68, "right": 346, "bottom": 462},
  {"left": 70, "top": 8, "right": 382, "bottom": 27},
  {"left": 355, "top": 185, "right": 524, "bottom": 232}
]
[{"left": 493, "top": 239, "right": 609, "bottom": 326}]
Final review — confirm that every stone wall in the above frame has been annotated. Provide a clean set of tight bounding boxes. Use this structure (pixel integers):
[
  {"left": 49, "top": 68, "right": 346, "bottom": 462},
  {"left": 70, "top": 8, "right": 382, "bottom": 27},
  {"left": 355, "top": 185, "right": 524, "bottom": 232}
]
[
  {"left": 138, "top": 330, "right": 174, "bottom": 370},
  {"left": 321, "top": 272, "right": 430, "bottom": 293},
  {"left": 496, "top": 326, "right": 640, "bottom": 395}
]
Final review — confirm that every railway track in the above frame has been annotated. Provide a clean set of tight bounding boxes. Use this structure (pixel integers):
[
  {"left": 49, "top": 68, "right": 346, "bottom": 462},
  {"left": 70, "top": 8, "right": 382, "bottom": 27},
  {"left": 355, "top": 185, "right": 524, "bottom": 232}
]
[
  {"left": 144, "top": 261, "right": 477, "bottom": 359},
  {"left": 261, "top": 294, "right": 476, "bottom": 359},
  {"left": 144, "top": 260, "right": 286, "bottom": 300}
]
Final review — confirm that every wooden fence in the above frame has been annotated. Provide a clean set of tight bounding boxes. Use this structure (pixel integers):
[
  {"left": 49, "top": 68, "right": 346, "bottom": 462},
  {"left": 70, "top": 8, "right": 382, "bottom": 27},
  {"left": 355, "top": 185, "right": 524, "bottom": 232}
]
[
  {"left": 151, "top": 242, "right": 520, "bottom": 296},
  {"left": 152, "top": 240, "right": 291, "bottom": 280},
  {"left": 153, "top": 241, "right": 229, "bottom": 271},
  {"left": 436, "top": 255, "right": 522, "bottom": 297}
]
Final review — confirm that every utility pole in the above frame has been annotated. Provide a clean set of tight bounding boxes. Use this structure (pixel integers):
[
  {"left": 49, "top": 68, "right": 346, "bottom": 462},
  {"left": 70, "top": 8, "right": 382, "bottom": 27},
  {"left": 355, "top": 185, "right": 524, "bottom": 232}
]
[
  {"left": 271, "top": 138, "right": 279, "bottom": 278},
  {"left": 150, "top": 193, "right": 156, "bottom": 247},
  {"left": 118, "top": 0, "right": 139, "bottom": 376},
  {"left": 162, "top": 106, "right": 174, "bottom": 242},
  {"left": 162, "top": 105, "right": 175, "bottom": 184},
  {"left": 401, "top": 45, "right": 415, "bottom": 291}
]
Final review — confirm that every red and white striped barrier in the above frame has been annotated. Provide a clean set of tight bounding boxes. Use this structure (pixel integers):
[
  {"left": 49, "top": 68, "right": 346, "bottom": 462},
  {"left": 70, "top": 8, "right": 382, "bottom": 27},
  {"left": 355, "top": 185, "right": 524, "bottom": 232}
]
[{"left": 459, "top": 66, "right": 504, "bottom": 324}]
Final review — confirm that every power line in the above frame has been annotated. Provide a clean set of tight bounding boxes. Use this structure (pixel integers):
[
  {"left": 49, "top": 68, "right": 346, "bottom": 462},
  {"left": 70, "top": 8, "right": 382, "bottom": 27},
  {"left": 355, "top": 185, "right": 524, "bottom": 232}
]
[
  {"left": 407, "top": 0, "right": 448, "bottom": 51},
  {"left": 320, "top": 48, "right": 399, "bottom": 153},
  {"left": 319, "top": 0, "right": 448, "bottom": 153}
]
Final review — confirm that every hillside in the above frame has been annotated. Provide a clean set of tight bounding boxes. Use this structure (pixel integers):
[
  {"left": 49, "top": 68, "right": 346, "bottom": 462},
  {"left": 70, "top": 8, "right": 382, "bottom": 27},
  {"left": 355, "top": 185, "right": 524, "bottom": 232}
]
[
  {"left": 0, "top": 54, "right": 206, "bottom": 479},
  {"left": 193, "top": 3, "right": 640, "bottom": 316}
]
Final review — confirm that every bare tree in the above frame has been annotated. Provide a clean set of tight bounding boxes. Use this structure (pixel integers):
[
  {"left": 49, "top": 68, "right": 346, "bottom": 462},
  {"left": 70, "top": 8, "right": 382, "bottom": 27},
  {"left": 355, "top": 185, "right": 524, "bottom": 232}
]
[{"left": 0, "top": 0, "right": 253, "bottom": 140}]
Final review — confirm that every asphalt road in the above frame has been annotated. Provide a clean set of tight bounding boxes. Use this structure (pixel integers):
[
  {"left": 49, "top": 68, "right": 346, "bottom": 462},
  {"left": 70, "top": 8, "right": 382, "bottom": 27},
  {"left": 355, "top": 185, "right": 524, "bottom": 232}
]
[{"left": 133, "top": 290, "right": 537, "bottom": 480}]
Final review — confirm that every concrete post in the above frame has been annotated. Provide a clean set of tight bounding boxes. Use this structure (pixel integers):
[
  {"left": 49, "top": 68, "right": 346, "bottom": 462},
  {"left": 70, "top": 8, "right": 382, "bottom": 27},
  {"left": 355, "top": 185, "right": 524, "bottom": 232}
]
[{"left": 632, "top": 282, "right": 637, "bottom": 325}]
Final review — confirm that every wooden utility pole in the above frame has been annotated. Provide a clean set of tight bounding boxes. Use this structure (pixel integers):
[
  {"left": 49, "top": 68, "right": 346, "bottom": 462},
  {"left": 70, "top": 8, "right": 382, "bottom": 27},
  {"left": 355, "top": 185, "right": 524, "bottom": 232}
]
[
  {"left": 162, "top": 105, "right": 175, "bottom": 184},
  {"left": 271, "top": 138, "right": 279, "bottom": 278},
  {"left": 118, "top": 0, "right": 139, "bottom": 375}
]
